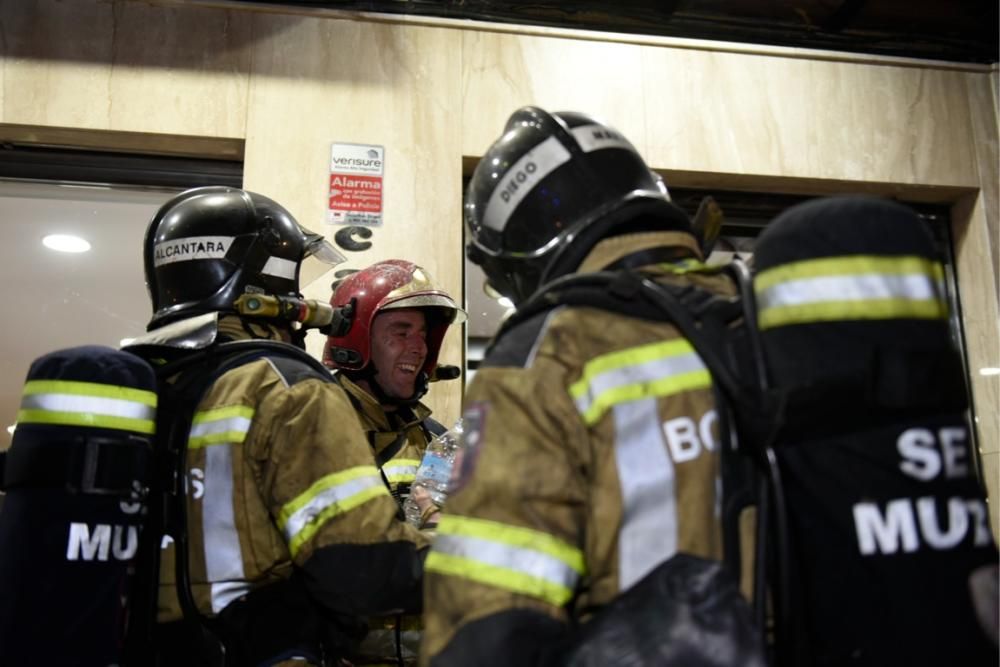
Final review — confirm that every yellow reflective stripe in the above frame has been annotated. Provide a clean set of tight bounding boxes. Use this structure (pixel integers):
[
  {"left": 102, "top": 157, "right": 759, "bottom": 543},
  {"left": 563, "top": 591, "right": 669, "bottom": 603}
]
[
  {"left": 438, "top": 515, "right": 584, "bottom": 572},
  {"left": 426, "top": 551, "right": 576, "bottom": 607},
  {"left": 383, "top": 458, "right": 420, "bottom": 483},
  {"left": 427, "top": 515, "right": 585, "bottom": 606},
  {"left": 655, "top": 258, "right": 710, "bottom": 274},
  {"left": 278, "top": 466, "right": 388, "bottom": 557},
  {"left": 569, "top": 339, "right": 710, "bottom": 426},
  {"left": 18, "top": 380, "right": 157, "bottom": 434},
  {"left": 15, "top": 409, "right": 155, "bottom": 434},
  {"left": 22, "top": 380, "right": 157, "bottom": 405},
  {"left": 758, "top": 298, "right": 948, "bottom": 330},
  {"left": 754, "top": 255, "right": 944, "bottom": 292},
  {"left": 188, "top": 405, "right": 255, "bottom": 449},
  {"left": 755, "top": 255, "right": 948, "bottom": 330}
]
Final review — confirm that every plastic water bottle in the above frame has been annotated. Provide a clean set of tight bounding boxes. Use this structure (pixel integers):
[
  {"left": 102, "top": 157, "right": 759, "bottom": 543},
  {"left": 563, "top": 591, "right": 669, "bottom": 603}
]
[{"left": 403, "top": 420, "right": 463, "bottom": 527}]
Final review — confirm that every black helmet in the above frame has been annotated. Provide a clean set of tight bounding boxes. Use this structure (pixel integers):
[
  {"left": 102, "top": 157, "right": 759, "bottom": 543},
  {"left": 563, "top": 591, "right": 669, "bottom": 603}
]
[
  {"left": 143, "top": 186, "right": 344, "bottom": 330},
  {"left": 465, "top": 106, "right": 692, "bottom": 304}
]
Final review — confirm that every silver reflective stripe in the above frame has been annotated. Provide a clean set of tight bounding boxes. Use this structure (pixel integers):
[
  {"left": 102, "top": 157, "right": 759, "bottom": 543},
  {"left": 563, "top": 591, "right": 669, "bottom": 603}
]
[
  {"left": 188, "top": 407, "right": 253, "bottom": 612},
  {"left": 20, "top": 392, "right": 154, "bottom": 422},
  {"left": 211, "top": 580, "right": 254, "bottom": 615},
  {"left": 613, "top": 397, "right": 677, "bottom": 591},
  {"left": 573, "top": 350, "right": 706, "bottom": 418},
  {"left": 482, "top": 135, "right": 571, "bottom": 232},
  {"left": 261, "top": 256, "right": 297, "bottom": 281},
  {"left": 570, "top": 124, "right": 638, "bottom": 154},
  {"left": 204, "top": 444, "right": 244, "bottom": 607},
  {"left": 433, "top": 533, "right": 581, "bottom": 591},
  {"left": 757, "top": 273, "right": 942, "bottom": 311}
]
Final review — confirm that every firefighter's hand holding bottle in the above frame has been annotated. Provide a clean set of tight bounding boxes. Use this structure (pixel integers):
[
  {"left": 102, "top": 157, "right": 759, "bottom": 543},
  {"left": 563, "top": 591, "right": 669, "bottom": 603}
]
[{"left": 403, "top": 419, "right": 464, "bottom": 528}]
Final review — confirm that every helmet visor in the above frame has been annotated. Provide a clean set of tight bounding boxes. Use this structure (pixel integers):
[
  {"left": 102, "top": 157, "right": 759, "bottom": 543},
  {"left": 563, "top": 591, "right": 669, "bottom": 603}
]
[{"left": 302, "top": 227, "right": 347, "bottom": 266}]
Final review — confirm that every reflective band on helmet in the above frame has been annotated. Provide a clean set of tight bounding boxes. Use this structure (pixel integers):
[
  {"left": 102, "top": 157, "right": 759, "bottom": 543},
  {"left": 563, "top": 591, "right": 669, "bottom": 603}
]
[
  {"left": 382, "top": 459, "right": 420, "bottom": 484},
  {"left": 153, "top": 235, "right": 233, "bottom": 267},
  {"left": 261, "top": 256, "right": 297, "bottom": 281},
  {"left": 426, "top": 515, "right": 585, "bottom": 606},
  {"left": 187, "top": 404, "right": 256, "bottom": 612},
  {"left": 569, "top": 339, "right": 711, "bottom": 426},
  {"left": 754, "top": 255, "right": 948, "bottom": 330},
  {"left": 570, "top": 124, "right": 638, "bottom": 154},
  {"left": 188, "top": 405, "right": 255, "bottom": 449},
  {"left": 279, "top": 466, "right": 389, "bottom": 558},
  {"left": 18, "top": 379, "right": 156, "bottom": 434},
  {"left": 482, "top": 135, "right": 571, "bottom": 232}
]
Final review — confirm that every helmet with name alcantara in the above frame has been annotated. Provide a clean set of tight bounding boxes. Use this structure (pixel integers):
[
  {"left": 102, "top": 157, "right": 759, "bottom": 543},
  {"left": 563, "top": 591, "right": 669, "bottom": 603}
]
[
  {"left": 324, "top": 259, "right": 465, "bottom": 375},
  {"left": 464, "top": 106, "right": 692, "bottom": 304},
  {"left": 143, "top": 186, "right": 344, "bottom": 331}
]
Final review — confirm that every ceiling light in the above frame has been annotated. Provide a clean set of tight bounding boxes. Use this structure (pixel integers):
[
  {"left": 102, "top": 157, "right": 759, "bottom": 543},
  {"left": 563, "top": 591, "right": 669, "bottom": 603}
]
[
  {"left": 43, "top": 234, "right": 91, "bottom": 253},
  {"left": 979, "top": 367, "right": 1000, "bottom": 376},
  {"left": 6, "top": 424, "right": 15, "bottom": 435},
  {"left": 497, "top": 296, "right": 514, "bottom": 309}
]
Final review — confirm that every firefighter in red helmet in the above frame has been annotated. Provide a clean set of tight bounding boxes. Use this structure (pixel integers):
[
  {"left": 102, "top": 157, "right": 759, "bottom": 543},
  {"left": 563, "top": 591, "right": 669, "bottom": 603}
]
[{"left": 324, "top": 259, "right": 465, "bottom": 664}]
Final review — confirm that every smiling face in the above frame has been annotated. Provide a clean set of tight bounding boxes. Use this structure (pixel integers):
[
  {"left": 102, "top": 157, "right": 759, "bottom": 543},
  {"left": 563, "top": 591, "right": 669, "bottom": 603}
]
[{"left": 366, "top": 308, "right": 429, "bottom": 401}]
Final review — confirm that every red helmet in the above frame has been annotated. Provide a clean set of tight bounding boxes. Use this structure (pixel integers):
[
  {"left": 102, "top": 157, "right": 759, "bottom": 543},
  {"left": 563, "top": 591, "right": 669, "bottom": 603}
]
[{"left": 324, "top": 259, "right": 465, "bottom": 375}]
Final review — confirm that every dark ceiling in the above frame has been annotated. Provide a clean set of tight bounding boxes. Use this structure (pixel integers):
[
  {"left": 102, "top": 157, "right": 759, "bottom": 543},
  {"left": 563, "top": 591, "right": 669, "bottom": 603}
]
[{"left": 239, "top": 0, "right": 998, "bottom": 64}]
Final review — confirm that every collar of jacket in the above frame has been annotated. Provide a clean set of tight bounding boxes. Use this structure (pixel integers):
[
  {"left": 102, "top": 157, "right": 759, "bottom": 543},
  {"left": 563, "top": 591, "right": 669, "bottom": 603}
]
[
  {"left": 577, "top": 230, "right": 703, "bottom": 275},
  {"left": 336, "top": 372, "right": 431, "bottom": 434}
]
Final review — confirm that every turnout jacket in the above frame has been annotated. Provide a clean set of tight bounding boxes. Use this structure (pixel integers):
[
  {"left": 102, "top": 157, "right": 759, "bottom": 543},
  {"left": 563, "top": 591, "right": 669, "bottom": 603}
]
[
  {"left": 335, "top": 374, "right": 435, "bottom": 501},
  {"left": 156, "top": 318, "right": 430, "bottom": 632},
  {"left": 334, "top": 373, "right": 438, "bottom": 666},
  {"left": 421, "top": 232, "right": 736, "bottom": 666}
]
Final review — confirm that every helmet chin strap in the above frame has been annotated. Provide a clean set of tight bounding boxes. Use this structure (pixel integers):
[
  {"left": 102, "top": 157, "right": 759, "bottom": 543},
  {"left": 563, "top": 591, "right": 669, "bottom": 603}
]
[{"left": 347, "top": 365, "right": 429, "bottom": 408}]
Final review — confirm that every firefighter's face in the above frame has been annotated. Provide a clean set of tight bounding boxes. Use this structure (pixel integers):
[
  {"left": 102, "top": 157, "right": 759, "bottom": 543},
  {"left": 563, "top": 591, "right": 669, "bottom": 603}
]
[{"left": 369, "top": 308, "right": 428, "bottom": 400}]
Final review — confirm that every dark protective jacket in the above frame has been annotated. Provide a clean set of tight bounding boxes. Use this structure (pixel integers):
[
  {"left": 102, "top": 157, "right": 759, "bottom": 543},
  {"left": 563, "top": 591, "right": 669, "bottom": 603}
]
[
  {"left": 420, "top": 231, "right": 740, "bottom": 665},
  {"left": 153, "top": 316, "right": 430, "bottom": 661}
]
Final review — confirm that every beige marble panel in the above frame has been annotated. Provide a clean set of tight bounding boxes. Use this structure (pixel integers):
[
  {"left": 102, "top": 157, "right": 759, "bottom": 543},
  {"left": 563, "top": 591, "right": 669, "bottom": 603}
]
[
  {"left": 461, "top": 30, "right": 647, "bottom": 158},
  {"left": 1, "top": 0, "right": 116, "bottom": 128},
  {"left": 964, "top": 71, "right": 999, "bottom": 300},
  {"left": 952, "top": 194, "right": 1000, "bottom": 455},
  {"left": 107, "top": 2, "right": 253, "bottom": 137},
  {"left": 980, "top": 451, "right": 999, "bottom": 541},
  {"left": 244, "top": 14, "right": 464, "bottom": 424},
  {"left": 641, "top": 47, "right": 980, "bottom": 186},
  {"left": 0, "top": 0, "right": 251, "bottom": 137}
]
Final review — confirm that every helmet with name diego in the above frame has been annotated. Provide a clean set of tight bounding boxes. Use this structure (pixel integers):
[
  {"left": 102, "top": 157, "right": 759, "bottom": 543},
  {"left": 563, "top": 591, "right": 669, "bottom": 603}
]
[
  {"left": 464, "top": 106, "right": 692, "bottom": 304},
  {"left": 324, "top": 259, "right": 465, "bottom": 376},
  {"left": 143, "top": 186, "right": 344, "bottom": 330}
]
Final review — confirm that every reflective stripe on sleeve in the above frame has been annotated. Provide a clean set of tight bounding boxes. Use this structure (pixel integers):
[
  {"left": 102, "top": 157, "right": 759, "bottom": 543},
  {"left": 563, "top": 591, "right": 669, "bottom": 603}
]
[
  {"left": 382, "top": 459, "right": 420, "bottom": 484},
  {"left": 754, "top": 255, "right": 948, "bottom": 330},
  {"left": 188, "top": 405, "right": 254, "bottom": 449},
  {"left": 187, "top": 405, "right": 255, "bottom": 612},
  {"left": 569, "top": 339, "right": 711, "bottom": 426},
  {"left": 278, "top": 466, "right": 389, "bottom": 558},
  {"left": 17, "top": 379, "right": 156, "bottom": 434},
  {"left": 426, "top": 515, "right": 585, "bottom": 607}
]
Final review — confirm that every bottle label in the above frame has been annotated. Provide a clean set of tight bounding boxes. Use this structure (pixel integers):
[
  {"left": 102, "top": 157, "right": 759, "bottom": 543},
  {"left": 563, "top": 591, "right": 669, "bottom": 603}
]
[{"left": 417, "top": 452, "right": 452, "bottom": 487}]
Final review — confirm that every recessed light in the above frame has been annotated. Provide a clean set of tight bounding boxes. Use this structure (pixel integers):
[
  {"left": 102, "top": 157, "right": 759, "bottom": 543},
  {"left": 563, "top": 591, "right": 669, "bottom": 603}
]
[
  {"left": 43, "top": 234, "right": 91, "bottom": 253},
  {"left": 6, "top": 424, "right": 15, "bottom": 435},
  {"left": 979, "top": 367, "right": 1000, "bottom": 376}
]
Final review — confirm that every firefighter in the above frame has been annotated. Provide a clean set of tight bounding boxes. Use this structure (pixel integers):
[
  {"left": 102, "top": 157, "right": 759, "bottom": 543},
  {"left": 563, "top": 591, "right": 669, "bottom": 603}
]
[
  {"left": 323, "top": 259, "right": 465, "bottom": 664},
  {"left": 419, "top": 107, "right": 763, "bottom": 666},
  {"left": 132, "top": 187, "right": 433, "bottom": 665}
]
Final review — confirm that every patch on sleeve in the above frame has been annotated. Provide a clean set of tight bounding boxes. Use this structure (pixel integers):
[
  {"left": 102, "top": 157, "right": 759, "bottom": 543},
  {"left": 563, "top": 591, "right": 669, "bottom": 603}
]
[{"left": 450, "top": 401, "right": 488, "bottom": 495}]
